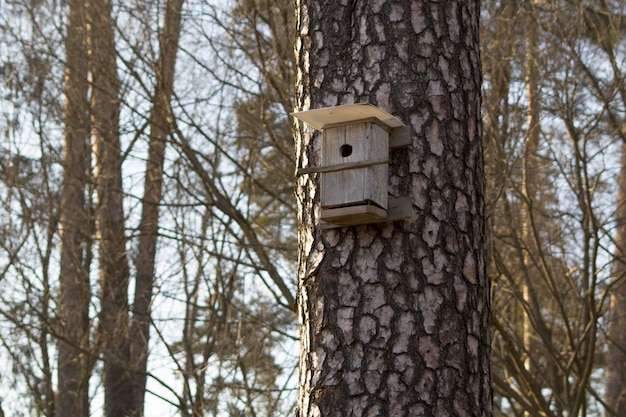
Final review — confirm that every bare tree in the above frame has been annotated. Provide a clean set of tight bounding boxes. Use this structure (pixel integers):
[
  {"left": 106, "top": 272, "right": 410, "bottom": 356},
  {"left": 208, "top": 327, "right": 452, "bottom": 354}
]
[
  {"left": 483, "top": 1, "right": 626, "bottom": 416},
  {"left": 0, "top": 0, "right": 298, "bottom": 414},
  {"left": 87, "top": 0, "right": 135, "bottom": 414},
  {"left": 130, "top": 0, "right": 184, "bottom": 414},
  {"left": 56, "top": 0, "right": 92, "bottom": 414}
]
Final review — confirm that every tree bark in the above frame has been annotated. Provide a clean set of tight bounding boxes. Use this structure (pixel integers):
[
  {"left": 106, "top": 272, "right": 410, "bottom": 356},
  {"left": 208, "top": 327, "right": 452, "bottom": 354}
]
[
  {"left": 130, "top": 0, "right": 184, "bottom": 414},
  {"left": 294, "top": 1, "right": 491, "bottom": 416},
  {"left": 606, "top": 141, "right": 626, "bottom": 416},
  {"left": 521, "top": 0, "right": 540, "bottom": 389},
  {"left": 87, "top": 0, "right": 134, "bottom": 415},
  {"left": 56, "top": 0, "right": 91, "bottom": 414}
]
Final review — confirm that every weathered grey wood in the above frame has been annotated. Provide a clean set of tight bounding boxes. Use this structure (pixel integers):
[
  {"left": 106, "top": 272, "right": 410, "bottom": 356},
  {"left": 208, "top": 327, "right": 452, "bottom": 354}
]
[
  {"left": 290, "top": 103, "right": 404, "bottom": 130},
  {"left": 389, "top": 125, "right": 412, "bottom": 148},
  {"left": 319, "top": 196, "right": 412, "bottom": 228},
  {"left": 297, "top": 157, "right": 388, "bottom": 175},
  {"left": 322, "top": 117, "right": 389, "bottom": 132},
  {"left": 320, "top": 204, "right": 387, "bottom": 227},
  {"left": 321, "top": 122, "right": 388, "bottom": 210}
]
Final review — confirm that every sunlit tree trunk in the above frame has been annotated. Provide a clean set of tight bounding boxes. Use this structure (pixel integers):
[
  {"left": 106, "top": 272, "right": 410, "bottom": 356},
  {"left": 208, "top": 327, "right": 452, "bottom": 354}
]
[
  {"left": 520, "top": 3, "right": 543, "bottom": 408},
  {"left": 606, "top": 141, "right": 626, "bottom": 416},
  {"left": 130, "top": 0, "right": 184, "bottom": 414},
  {"left": 87, "top": 0, "right": 134, "bottom": 414},
  {"left": 294, "top": 1, "right": 491, "bottom": 416},
  {"left": 56, "top": 0, "right": 91, "bottom": 414},
  {"left": 520, "top": 3, "right": 566, "bottom": 413}
]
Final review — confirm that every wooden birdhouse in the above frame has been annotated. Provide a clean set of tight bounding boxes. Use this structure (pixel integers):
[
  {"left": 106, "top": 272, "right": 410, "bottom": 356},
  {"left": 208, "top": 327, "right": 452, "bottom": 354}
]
[{"left": 292, "top": 103, "right": 411, "bottom": 227}]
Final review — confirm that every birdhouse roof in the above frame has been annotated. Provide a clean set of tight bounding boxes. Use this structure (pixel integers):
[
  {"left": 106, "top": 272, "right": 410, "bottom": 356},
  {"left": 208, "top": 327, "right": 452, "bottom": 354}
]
[{"left": 291, "top": 103, "right": 404, "bottom": 130}]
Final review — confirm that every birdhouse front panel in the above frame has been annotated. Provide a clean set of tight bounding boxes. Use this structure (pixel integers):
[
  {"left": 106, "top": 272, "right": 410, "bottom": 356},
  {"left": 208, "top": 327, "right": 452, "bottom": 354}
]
[
  {"left": 321, "top": 122, "right": 388, "bottom": 210},
  {"left": 291, "top": 103, "right": 411, "bottom": 227}
]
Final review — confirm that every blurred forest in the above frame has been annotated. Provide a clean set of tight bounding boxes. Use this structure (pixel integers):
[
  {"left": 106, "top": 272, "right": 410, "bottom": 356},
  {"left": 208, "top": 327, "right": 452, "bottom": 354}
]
[{"left": 0, "top": 0, "right": 625, "bottom": 416}]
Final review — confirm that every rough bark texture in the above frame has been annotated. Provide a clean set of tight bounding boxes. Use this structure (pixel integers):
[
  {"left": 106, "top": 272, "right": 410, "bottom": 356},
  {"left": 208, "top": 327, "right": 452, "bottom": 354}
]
[
  {"left": 130, "top": 0, "right": 184, "bottom": 414},
  {"left": 88, "top": 0, "right": 134, "bottom": 415},
  {"left": 606, "top": 141, "right": 626, "bottom": 417},
  {"left": 294, "top": 1, "right": 491, "bottom": 416},
  {"left": 56, "top": 0, "right": 91, "bottom": 415}
]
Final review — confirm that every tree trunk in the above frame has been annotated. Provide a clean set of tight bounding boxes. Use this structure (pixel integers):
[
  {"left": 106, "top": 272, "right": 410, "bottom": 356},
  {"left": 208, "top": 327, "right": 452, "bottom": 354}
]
[
  {"left": 606, "top": 141, "right": 626, "bottom": 416},
  {"left": 520, "top": 0, "right": 542, "bottom": 400},
  {"left": 294, "top": 1, "right": 491, "bottom": 416},
  {"left": 520, "top": 4, "right": 566, "bottom": 413},
  {"left": 576, "top": 5, "right": 626, "bottom": 416},
  {"left": 130, "top": 0, "right": 184, "bottom": 414},
  {"left": 87, "top": 0, "right": 134, "bottom": 415},
  {"left": 56, "top": 0, "right": 91, "bottom": 414}
]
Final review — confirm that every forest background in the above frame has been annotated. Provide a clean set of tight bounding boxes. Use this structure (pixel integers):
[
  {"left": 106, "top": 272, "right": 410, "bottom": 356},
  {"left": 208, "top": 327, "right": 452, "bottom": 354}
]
[{"left": 0, "top": 0, "right": 625, "bottom": 416}]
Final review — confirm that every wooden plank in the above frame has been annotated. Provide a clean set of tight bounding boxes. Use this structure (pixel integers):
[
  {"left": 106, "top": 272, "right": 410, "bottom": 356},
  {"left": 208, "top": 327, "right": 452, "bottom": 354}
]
[
  {"left": 389, "top": 126, "right": 412, "bottom": 148},
  {"left": 367, "top": 123, "right": 388, "bottom": 207},
  {"left": 322, "top": 124, "right": 365, "bottom": 208},
  {"left": 291, "top": 103, "right": 405, "bottom": 130},
  {"left": 320, "top": 204, "right": 388, "bottom": 226},
  {"left": 321, "top": 123, "right": 388, "bottom": 209},
  {"left": 319, "top": 197, "right": 412, "bottom": 229},
  {"left": 297, "top": 157, "right": 388, "bottom": 175}
]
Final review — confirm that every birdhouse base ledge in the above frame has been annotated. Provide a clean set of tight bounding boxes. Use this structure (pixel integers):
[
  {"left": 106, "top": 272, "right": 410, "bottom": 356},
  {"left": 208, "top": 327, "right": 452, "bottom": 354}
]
[{"left": 319, "top": 197, "right": 411, "bottom": 229}]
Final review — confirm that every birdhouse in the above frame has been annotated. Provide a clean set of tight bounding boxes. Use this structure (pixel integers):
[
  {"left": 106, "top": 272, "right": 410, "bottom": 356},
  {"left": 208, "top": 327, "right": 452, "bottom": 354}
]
[{"left": 292, "top": 103, "right": 411, "bottom": 227}]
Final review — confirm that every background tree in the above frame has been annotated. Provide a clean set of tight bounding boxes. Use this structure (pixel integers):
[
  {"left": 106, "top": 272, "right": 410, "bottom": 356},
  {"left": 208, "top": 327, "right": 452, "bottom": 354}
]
[
  {"left": 130, "top": 0, "right": 184, "bottom": 413},
  {"left": 1, "top": 0, "right": 298, "bottom": 415},
  {"left": 1, "top": 1, "right": 65, "bottom": 415},
  {"left": 578, "top": 3, "right": 626, "bottom": 413},
  {"left": 482, "top": 0, "right": 626, "bottom": 415},
  {"left": 55, "top": 1, "right": 93, "bottom": 416},
  {"left": 87, "top": 0, "right": 140, "bottom": 413},
  {"left": 56, "top": 0, "right": 92, "bottom": 414}
]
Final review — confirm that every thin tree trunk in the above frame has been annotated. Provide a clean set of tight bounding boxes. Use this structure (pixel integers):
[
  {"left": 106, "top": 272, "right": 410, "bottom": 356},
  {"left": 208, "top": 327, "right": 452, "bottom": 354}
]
[
  {"left": 56, "top": 0, "right": 91, "bottom": 414},
  {"left": 130, "top": 0, "right": 184, "bottom": 414},
  {"left": 598, "top": 4, "right": 626, "bottom": 414},
  {"left": 520, "top": 6, "right": 567, "bottom": 412},
  {"left": 606, "top": 141, "right": 626, "bottom": 416},
  {"left": 294, "top": 1, "right": 491, "bottom": 416},
  {"left": 87, "top": 0, "right": 134, "bottom": 415},
  {"left": 521, "top": 0, "right": 540, "bottom": 387}
]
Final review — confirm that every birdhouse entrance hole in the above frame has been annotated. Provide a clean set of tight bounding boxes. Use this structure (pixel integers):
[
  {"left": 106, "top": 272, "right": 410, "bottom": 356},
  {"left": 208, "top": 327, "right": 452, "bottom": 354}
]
[{"left": 340, "top": 144, "right": 353, "bottom": 157}]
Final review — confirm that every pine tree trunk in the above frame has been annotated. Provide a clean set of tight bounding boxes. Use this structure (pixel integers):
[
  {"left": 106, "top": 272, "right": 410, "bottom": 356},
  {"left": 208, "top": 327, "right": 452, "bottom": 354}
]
[
  {"left": 520, "top": 1, "right": 542, "bottom": 403},
  {"left": 294, "top": 1, "right": 491, "bottom": 416},
  {"left": 606, "top": 141, "right": 626, "bottom": 417},
  {"left": 130, "top": 0, "right": 184, "bottom": 414},
  {"left": 87, "top": 0, "right": 134, "bottom": 414},
  {"left": 56, "top": 0, "right": 91, "bottom": 414}
]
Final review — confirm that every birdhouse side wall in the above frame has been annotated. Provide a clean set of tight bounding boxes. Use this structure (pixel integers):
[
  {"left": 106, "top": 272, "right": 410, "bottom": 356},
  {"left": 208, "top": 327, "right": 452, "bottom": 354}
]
[{"left": 321, "top": 123, "right": 388, "bottom": 209}]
